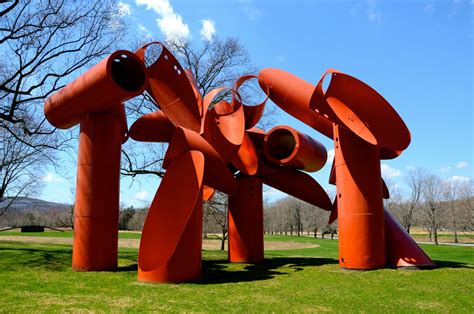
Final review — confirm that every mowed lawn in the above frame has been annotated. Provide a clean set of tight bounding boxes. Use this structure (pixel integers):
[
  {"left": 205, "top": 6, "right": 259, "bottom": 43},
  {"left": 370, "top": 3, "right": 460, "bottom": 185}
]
[{"left": 0, "top": 233, "right": 473, "bottom": 312}]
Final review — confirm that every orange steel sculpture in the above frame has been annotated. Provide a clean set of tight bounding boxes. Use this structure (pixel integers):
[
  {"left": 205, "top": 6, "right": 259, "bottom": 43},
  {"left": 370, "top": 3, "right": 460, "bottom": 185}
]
[{"left": 44, "top": 42, "right": 434, "bottom": 283}]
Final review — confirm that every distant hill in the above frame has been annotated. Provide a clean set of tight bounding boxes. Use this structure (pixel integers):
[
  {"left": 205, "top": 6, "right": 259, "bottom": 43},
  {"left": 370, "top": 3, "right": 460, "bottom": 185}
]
[{"left": 0, "top": 197, "right": 70, "bottom": 213}]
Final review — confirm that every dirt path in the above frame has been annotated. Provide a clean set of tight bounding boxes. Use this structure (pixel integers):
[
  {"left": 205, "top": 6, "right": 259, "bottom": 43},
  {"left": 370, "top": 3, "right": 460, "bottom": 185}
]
[{"left": 0, "top": 236, "right": 319, "bottom": 250}]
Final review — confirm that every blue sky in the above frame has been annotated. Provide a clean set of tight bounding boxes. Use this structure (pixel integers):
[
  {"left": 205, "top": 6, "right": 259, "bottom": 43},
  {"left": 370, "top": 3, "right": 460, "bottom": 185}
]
[{"left": 41, "top": 0, "right": 473, "bottom": 206}]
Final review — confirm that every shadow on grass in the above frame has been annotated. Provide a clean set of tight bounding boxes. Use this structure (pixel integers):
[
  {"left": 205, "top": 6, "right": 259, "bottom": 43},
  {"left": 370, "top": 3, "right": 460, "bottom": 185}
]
[
  {"left": 432, "top": 260, "right": 474, "bottom": 269},
  {"left": 199, "top": 257, "right": 338, "bottom": 284},
  {"left": 0, "top": 246, "right": 72, "bottom": 271},
  {"left": 0, "top": 246, "right": 139, "bottom": 272}
]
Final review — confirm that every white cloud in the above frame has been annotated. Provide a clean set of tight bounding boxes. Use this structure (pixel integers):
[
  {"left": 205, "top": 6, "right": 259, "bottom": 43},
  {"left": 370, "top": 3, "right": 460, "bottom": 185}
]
[
  {"left": 456, "top": 161, "right": 469, "bottom": 168},
  {"left": 440, "top": 166, "right": 451, "bottom": 172},
  {"left": 446, "top": 176, "right": 471, "bottom": 184},
  {"left": 42, "top": 172, "right": 64, "bottom": 183},
  {"left": 117, "top": 2, "right": 132, "bottom": 17},
  {"left": 200, "top": 19, "right": 216, "bottom": 41},
  {"left": 134, "top": 190, "right": 150, "bottom": 201},
  {"left": 381, "top": 164, "right": 402, "bottom": 179},
  {"left": 135, "top": 0, "right": 189, "bottom": 42},
  {"left": 367, "top": 0, "right": 382, "bottom": 22}
]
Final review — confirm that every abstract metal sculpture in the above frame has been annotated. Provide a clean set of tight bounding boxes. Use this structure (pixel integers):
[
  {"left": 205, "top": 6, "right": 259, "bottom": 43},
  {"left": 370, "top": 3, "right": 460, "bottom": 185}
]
[{"left": 44, "top": 42, "right": 435, "bottom": 283}]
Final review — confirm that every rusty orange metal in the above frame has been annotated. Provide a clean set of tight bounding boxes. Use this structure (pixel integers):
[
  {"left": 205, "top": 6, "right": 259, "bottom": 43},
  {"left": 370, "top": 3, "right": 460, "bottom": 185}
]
[{"left": 43, "top": 41, "right": 434, "bottom": 283}]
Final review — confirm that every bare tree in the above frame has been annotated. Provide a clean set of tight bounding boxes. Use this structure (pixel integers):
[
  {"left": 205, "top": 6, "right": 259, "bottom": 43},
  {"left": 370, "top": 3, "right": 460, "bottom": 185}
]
[
  {"left": 421, "top": 174, "right": 444, "bottom": 245},
  {"left": 1, "top": 0, "right": 123, "bottom": 143},
  {"left": 203, "top": 191, "right": 228, "bottom": 250},
  {"left": 0, "top": 126, "right": 45, "bottom": 217},
  {"left": 402, "top": 168, "right": 427, "bottom": 233},
  {"left": 0, "top": 0, "right": 124, "bottom": 214},
  {"left": 442, "top": 179, "right": 462, "bottom": 243}
]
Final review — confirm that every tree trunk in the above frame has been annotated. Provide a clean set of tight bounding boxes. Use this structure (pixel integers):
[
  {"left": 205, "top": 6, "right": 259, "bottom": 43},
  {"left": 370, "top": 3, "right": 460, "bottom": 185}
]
[
  {"left": 331, "top": 232, "right": 335, "bottom": 240},
  {"left": 428, "top": 229, "right": 432, "bottom": 242},
  {"left": 220, "top": 227, "right": 226, "bottom": 251},
  {"left": 454, "top": 230, "right": 458, "bottom": 244},
  {"left": 313, "top": 227, "right": 318, "bottom": 238},
  {"left": 433, "top": 229, "right": 438, "bottom": 245}
]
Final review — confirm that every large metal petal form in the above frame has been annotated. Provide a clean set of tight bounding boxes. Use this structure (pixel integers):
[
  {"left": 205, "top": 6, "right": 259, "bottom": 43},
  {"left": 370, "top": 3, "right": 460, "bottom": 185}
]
[
  {"left": 164, "top": 126, "right": 237, "bottom": 195},
  {"left": 262, "top": 165, "right": 332, "bottom": 211},
  {"left": 136, "top": 42, "right": 201, "bottom": 132},
  {"left": 202, "top": 90, "right": 246, "bottom": 163},
  {"left": 230, "top": 132, "right": 259, "bottom": 175},
  {"left": 313, "top": 69, "right": 411, "bottom": 154},
  {"left": 234, "top": 75, "right": 269, "bottom": 129},
  {"left": 128, "top": 110, "right": 175, "bottom": 143},
  {"left": 138, "top": 150, "right": 204, "bottom": 283}
]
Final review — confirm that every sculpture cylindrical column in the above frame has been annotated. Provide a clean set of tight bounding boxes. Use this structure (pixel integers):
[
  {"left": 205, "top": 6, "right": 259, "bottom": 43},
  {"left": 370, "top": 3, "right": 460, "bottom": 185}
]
[
  {"left": 228, "top": 176, "right": 264, "bottom": 263},
  {"left": 72, "top": 112, "right": 123, "bottom": 271},
  {"left": 334, "top": 125, "right": 385, "bottom": 270}
]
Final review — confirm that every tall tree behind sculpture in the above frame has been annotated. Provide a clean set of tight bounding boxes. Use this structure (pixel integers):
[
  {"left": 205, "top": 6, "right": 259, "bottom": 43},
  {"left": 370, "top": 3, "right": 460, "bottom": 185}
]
[
  {"left": 121, "top": 37, "right": 274, "bottom": 179},
  {"left": 0, "top": 0, "right": 125, "bottom": 214},
  {"left": 0, "top": 126, "right": 45, "bottom": 217},
  {"left": 0, "top": 0, "right": 123, "bottom": 144}
]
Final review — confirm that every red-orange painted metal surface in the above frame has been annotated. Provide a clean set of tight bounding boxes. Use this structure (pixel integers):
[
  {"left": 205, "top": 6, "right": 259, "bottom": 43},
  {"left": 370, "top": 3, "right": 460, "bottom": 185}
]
[
  {"left": 135, "top": 42, "right": 201, "bottom": 132},
  {"left": 44, "top": 40, "right": 434, "bottom": 283},
  {"left": 138, "top": 150, "right": 204, "bottom": 283},
  {"left": 228, "top": 176, "right": 264, "bottom": 263},
  {"left": 45, "top": 50, "right": 146, "bottom": 129},
  {"left": 264, "top": 125, "right": 327, "bottom": 172},
  {"left": 44, "top": 50, "right": 145, "bottom": 272},
  {"left": 384, "top": 209, "right": 435, "bottom": 268},
  {"left": 73, "top": 111, "right": 124, "bottom": 271},
  {"left": 333, "top": 125, "right": 385, "bottom": 269},
  {"left": 257, "top": 66, "right": 430, "bottom": 272}
]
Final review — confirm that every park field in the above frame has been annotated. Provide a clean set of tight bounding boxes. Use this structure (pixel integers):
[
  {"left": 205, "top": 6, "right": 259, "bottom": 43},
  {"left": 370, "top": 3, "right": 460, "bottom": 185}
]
[{"left": 0, "top": 233, "right": 473, "bottom": 312}]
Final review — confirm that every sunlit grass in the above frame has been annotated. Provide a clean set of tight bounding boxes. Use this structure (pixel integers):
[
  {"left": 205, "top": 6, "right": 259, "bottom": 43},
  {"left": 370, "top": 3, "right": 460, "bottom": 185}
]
[{"left": 0, "top": 236, "right": 472, "bottom": 312}]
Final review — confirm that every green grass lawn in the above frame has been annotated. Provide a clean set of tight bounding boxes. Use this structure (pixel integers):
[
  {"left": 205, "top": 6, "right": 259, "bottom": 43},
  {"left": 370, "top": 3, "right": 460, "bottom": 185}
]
[{"left": 0, "top": 235, "right": 472, "bottom": 312}]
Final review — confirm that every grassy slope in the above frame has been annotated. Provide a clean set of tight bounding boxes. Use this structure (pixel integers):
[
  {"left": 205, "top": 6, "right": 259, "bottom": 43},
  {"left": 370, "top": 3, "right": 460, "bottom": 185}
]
[{"left": 0, "top": 236, "right": 472, "bottom": 312}]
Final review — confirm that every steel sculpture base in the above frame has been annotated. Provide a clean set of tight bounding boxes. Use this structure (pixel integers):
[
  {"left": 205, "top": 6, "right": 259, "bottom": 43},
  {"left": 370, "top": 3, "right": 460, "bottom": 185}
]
[
  {"left": 228, "top": 176, "right": 264, "bottom": 263},
  {"left": 72, "top": 112, "right": 122, "bottom": 271},
  {"left": 334, "top": 125, "right": 385, "bottom": 270},
  {"left": 138, "top": 151, "right": 204, "bottom": 283},
  {"left": 139, "top": 195, "right": 203, "bottom": 283},
  {"left": 384, "top": 209, "right": 435, "bottom": 268}
]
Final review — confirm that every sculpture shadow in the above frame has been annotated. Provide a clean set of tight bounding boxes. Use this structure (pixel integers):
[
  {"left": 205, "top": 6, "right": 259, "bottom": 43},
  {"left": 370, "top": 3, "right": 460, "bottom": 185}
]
[
  {"left": 0, "top": 246, "right": 72, "bottom": 271},
  {"left": 199, "top": 257, "right": 338, "bottom": 285},
  {"left": 0, "top": 245, "right": 139, "bottom": 272},
  {"left": 431, "top": 260, "right": 474, "bottom": 269}
]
